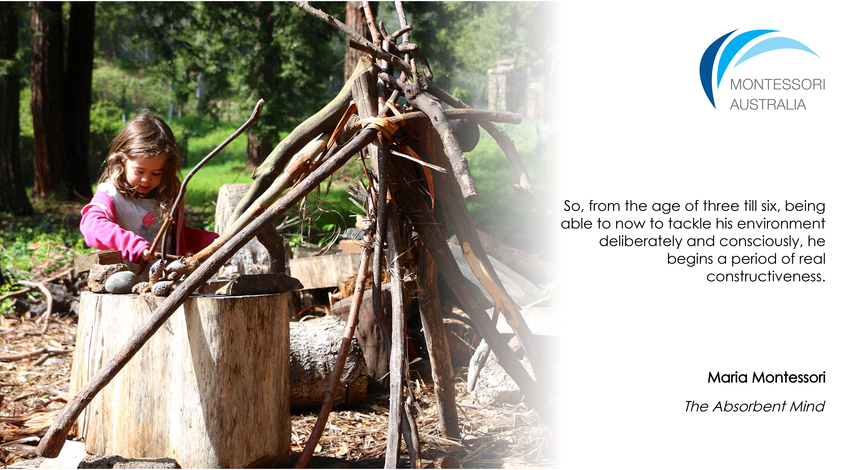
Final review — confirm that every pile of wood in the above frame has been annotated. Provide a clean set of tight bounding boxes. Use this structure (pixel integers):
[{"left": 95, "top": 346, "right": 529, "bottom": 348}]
[{"left": 36, "top": 2, "right": 558, "bottom": 467}]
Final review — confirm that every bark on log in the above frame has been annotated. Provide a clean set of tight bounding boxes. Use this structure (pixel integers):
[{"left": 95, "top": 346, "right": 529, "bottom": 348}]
[
  {"left": 71, "top": 292, "right": 292, "bottom": 469},
  {"left": 290, "top": 315, "right": 368, "bottom": 410},
  {"left": 30, "top": 1, "right": 69, "bottom": 200},
  {"left": 0, "top": 2, "right": 34, "bottom": 216},
  {"left": 74, "top": 250, "right": 122, "bottom": 274}
]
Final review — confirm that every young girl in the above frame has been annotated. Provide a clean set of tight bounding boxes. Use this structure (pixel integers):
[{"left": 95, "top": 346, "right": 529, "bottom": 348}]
[{"left": 80, "top": 112, "right": 219, "bottom": 275}]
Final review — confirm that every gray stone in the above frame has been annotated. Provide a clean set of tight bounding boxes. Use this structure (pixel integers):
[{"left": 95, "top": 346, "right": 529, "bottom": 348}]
[
  {"left": 472, "top": 354, "right": 535, "bottom": 406},
  {"left": 78, "top": 456, "right": 181, "bottom": 469},
  {"left": 87, "top": 264, "right": 128, "bottom": 293},
  {"left": 105, "top": 271, "right": 140, "bottom": 294}
]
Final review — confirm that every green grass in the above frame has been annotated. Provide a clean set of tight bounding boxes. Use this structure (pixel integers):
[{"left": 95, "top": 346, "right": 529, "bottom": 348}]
[{"left": 170, "top": 117, "right": 250, "bottom": 167}]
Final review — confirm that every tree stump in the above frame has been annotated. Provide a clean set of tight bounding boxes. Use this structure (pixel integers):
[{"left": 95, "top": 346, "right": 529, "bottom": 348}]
[{"left": 71, "top": 292, "right": 292, "bottom": 469}]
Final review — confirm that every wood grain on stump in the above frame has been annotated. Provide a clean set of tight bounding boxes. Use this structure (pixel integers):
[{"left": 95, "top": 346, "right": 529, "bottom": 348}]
[{"left": 71, "top": 292, "right": 291, "bottom": 469}]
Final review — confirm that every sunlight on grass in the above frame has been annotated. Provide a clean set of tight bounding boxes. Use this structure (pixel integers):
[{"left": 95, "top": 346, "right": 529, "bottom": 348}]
[{"left": 182, "top": 160, "right": 254, "bottom": 209}]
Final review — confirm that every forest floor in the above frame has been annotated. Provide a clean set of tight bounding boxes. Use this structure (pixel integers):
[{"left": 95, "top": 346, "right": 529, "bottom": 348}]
[{"left": 0, "top": 317, "right": 555, "bottom": 468}]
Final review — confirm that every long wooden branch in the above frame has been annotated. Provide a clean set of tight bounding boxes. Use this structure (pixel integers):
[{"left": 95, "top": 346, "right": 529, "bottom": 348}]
[
  {"left": 420, "top": 222, "right": 559, "bottom": 434},
  {"left": 380, "top": 73, "right": 479, "bottom": 201},
  {"left": 411, "top": 125, "right": 550, "bottom": 385},
  {"left": 417, "top": 248, "right": 461, "bottom": 439},
  {"left": 397, "top": 179, "right": 559, "bottom": 435},
  {"left": 385, "top": 204, "right": 407, "bottom": 469},
  {"left": 290, "top": 1, "right": 371, "bottom": 47},
  {"left": 218, "top": 134, "right": 328, "bottom": 243},
  {"left": 36, "top": 125, "right": 380, "bottom": 460}
]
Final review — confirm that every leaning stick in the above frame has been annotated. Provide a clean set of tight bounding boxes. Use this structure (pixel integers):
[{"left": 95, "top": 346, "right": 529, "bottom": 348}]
[
  {"left": 294, "top": 231, "right": 374, "bottom": 468},
  {"left": 417, "top": 249, "right": 461, "bottom": 439},
  {"left": 389, "top": 140, "right": 559, "bottom": 435},
  {"left": 385, "top": 204, "right": 410, "bottom": 469},
  {"left": 36, "top": 127, "right": 380, "bottom": 459}
]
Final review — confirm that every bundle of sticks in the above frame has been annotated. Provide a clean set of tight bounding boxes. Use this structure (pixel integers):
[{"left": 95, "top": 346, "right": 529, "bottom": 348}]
[{"left": 37, "top": 2, "right": 558, "bottom": 466}]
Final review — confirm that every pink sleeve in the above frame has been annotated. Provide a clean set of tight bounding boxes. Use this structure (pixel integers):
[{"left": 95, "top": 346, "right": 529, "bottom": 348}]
[
  {"left": 79, "top": 192, "right": 151, "bottom": 263},
  {"left": 181, "top": 217, "right": 219, "bottom": 255}
]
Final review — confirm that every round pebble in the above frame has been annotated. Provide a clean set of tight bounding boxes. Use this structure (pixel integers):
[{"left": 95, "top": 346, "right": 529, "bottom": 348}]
[{"left": 105, "top": 271, "right": 141, "bottom": 294}]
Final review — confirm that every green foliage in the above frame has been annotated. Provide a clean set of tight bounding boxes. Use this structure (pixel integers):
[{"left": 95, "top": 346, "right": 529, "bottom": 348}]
[
  {"left": 402, "top": 2, "right": 554, "bottom": 106},
  {"left": 92, "top": 62, "right": 172, "bottom": 117},
  {"left": 0, "top": 207, "right": 91, "bottom": 283},
  {"left": 0, "top": 199, "right": 93, "bottom": 312},
  {"left": 88, "top": 100, "right": 125, "bottom": 180}
]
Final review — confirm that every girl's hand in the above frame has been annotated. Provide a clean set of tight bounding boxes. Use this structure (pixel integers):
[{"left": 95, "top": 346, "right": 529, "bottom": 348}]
[{"left": 142, "top": 248, "right": 156, "bottom": 263}]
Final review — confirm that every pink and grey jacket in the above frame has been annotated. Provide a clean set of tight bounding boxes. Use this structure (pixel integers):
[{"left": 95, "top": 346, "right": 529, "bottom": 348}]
[{"left": 80, "top": 182, "right": 218, "bottom": 272}]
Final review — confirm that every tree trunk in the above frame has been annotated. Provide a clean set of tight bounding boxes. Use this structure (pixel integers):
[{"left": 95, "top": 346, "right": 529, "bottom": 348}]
[
  {"left": 0, "top": 3, "right": 33, "bottom": 216},
  {"left": 72, "top": 292, "right": 292, "bottom": 469},
  {"left": 344, "top": 2, "right": 375, "bottom": 81},
  {"left": 30, "top": 1, "right": 69, "bottom": 200},
  {"left": 246, "top": 131, "right": 273, "bottom": 171},
  {"left": 63, "top": 2, "right": 95, "bottom": 200},
  {"left": 245, "top": 1, "right": 280, "bottom": 170}
]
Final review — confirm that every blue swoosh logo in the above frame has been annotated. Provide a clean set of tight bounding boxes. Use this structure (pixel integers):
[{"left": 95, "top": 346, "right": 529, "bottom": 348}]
[{"left": 700, "top": 29, "right": 819, "bottom": 108}]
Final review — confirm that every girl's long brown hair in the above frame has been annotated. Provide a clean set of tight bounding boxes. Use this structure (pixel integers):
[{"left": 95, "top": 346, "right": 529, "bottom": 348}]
[{"left": 97, "top": 111, "right": 182, "bottom": 217}]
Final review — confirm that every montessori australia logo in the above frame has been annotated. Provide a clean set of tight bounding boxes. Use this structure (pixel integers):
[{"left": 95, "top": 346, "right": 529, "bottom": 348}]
[{"left": 699, "top": 29, "right": 822, "bottom": 110}]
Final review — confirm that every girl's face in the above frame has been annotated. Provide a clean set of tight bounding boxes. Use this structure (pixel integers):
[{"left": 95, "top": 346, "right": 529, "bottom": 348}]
[{"left": 124, "top": 154, "right": 168, "bottom": 195}]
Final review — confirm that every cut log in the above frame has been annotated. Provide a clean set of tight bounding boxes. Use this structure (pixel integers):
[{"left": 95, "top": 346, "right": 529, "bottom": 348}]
[
  {"left": 290, "top": 252, "right": 363, "bottom": 290},
  {"left": 71, "top": 292, "right": 292, "bottom": 469},
  {"left": 289, "top": 315, "right": 368, "bottom": 410}
]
